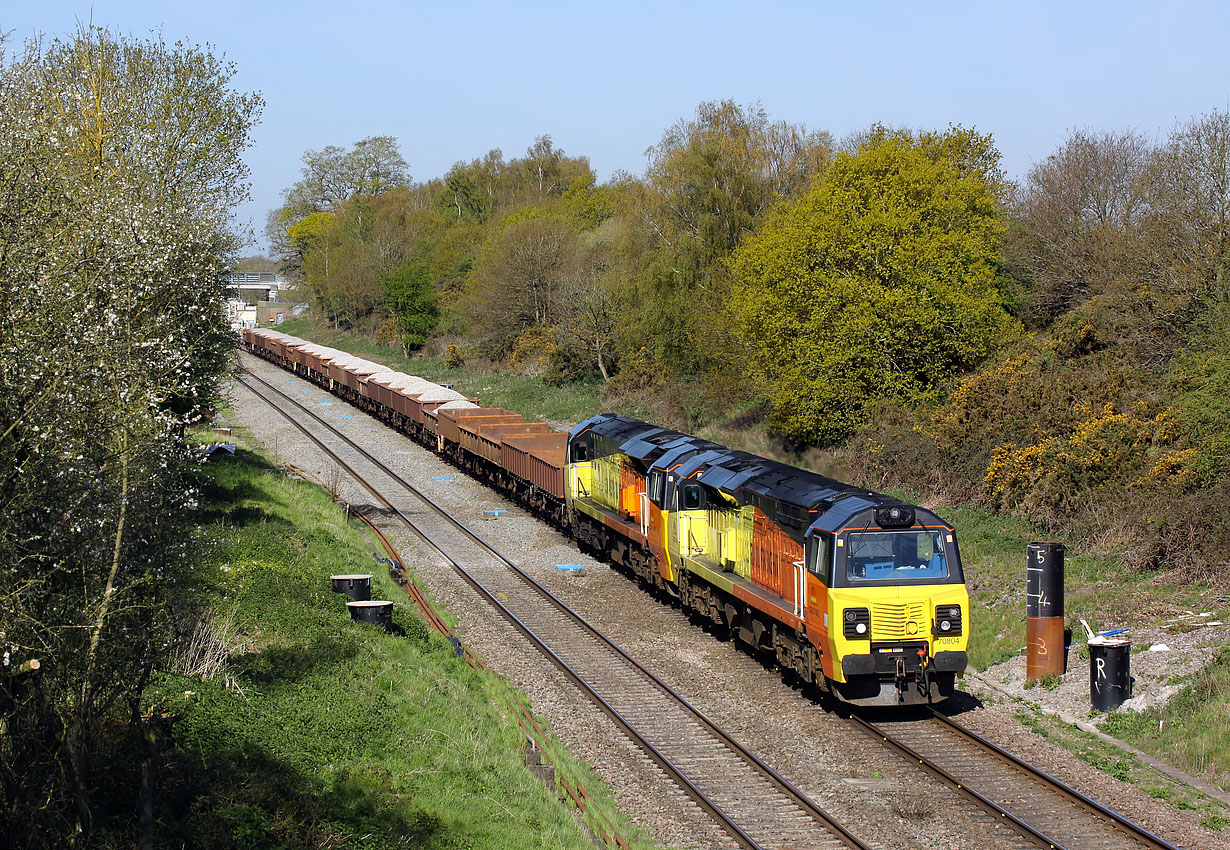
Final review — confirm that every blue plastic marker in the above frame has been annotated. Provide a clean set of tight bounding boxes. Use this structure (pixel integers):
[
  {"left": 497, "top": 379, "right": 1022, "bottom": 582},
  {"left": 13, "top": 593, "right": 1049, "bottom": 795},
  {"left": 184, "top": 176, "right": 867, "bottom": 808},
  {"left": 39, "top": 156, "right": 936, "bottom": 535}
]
[
  {"left": 338, "top": 414, "right": 353, "bottom": 419},
  {"left": 556, "top": 564, "right": 585, "bottom": 571},
  {"left": 484, "top": 509, "right": 507, "bottom": 517},
  {"left": 432, "top": 477, "right": 454, "bottom": 482},
  {"left": 319, "top": 401, "right": 332, "bottom": 405},
  {"left": 361, "top": 429, "right": 373, "bottom": 433},
  {"left": 395, "top": 450, "right": 411, "bottom": 454}
]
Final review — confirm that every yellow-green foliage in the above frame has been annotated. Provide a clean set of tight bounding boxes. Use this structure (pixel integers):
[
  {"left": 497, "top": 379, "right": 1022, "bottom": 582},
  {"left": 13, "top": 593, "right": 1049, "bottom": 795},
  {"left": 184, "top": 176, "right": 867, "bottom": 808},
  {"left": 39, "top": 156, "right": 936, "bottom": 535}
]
[
  {"left": 286, "top": 210, "right": 335, "bottom": 248},
  {"left": 1167, "top": 299, "right": 1230, "bottom": 486},
  {"left": 728, "top": 126, "right": 1017, "bottom": 445}
]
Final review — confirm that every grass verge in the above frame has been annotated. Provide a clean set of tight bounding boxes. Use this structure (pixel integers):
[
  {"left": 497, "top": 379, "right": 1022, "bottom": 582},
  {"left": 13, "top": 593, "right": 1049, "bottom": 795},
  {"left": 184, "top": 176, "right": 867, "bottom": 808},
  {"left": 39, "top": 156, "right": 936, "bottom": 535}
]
[
  {"left": 1009, "top": 702, "right": 1230, "bottom": 830},
  {"left": 154, "top": 431, "right": 657, "bottom": 849},
  {"left": 1103, "top": 647, "right": 1230, "bottom": 801}
]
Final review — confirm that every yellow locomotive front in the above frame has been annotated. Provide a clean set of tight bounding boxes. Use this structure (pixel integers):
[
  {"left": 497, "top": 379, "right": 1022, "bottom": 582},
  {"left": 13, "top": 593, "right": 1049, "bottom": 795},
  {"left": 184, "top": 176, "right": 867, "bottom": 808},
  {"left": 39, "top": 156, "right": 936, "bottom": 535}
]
[{"left": 810, "top": 504, "right": 969, "bottom": 706}]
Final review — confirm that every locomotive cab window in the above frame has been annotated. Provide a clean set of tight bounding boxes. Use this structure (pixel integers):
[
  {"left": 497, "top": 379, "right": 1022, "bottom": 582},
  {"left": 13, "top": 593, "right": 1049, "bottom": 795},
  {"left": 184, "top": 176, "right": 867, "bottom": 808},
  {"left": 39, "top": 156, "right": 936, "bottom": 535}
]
[
  {"left": 648, "top": 469, "right": 665, "bottom": 506},
  {"left": 682, "top": 483, "right": 703, "bottom": 510},
  {"left": 571, "top": 442, "right": 588, "bottom": 462},
  {"left": 845, "top": 530, "right": 950, "bottom": 583},
  {"left": 807, "top": 534, "right": 833, "bottom": 584}
]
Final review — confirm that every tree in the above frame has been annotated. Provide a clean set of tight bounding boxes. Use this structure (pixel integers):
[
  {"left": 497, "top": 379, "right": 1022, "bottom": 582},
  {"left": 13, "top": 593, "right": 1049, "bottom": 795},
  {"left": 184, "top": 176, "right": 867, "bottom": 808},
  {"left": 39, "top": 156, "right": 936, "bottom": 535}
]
[
  {"left": 1147, "top": 109, "right": 1230, "bottom": 300},
  {"left": 556, "top": 254, "right": 617, "bottom": 381},
  {"left": 466, "top": 216, "right": 580, "bottom": 354},
  {"left": 440, "top": 163, "right": 493, "bottom": 222},
  {"left": 280, "top": 135, "right": 409, "bottom": 217},
  {"left": 268, "top": 135, "right": 410, "bottom": 264},
  {"left": 349, "top": 135, "right": 411, "bottom": 196},
  {"left": 522, "top": 134, "right": 566, "bottom": 197},
  {"left": 382, "top": 257, "right": 439, "bottom": 352},
  {"left": 0, "top": 27, "right": 260, "bottom": 848},
  {"left": 562, "top": 172, "right": 614, "bottom": 230},
  {"left": 728, "top": 126, "right": 1016, "bottom": 444},
  {"left": 625, "top": 99, "right": 832, "bottom": 375},
  {"left": 1004, "top": 129, "right": 1154, "bottom": 324}
]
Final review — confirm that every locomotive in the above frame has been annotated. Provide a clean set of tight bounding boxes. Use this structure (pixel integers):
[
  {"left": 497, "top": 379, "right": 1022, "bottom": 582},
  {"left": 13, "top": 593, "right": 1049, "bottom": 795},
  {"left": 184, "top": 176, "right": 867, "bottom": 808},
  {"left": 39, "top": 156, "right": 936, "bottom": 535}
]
[{"left": 242, "top": 328, "right": 969, "bottom": 706}]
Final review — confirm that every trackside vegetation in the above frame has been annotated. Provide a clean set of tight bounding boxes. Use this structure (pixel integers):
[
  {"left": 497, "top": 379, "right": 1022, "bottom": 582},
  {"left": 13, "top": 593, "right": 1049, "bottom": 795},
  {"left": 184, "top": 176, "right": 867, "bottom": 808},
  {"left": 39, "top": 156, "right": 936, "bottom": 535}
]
[
  {"left": 0, "top": 26, "right": 261, "bottom": 848},
  {"left": 265, "top": 104, "right": 1230, "bottom": 586},
  {"left": 728, "top": 126, "right": 1015, "bottom": 444},
  {"left": 143, "top": 438, "right": 651, "bottom": 850}
]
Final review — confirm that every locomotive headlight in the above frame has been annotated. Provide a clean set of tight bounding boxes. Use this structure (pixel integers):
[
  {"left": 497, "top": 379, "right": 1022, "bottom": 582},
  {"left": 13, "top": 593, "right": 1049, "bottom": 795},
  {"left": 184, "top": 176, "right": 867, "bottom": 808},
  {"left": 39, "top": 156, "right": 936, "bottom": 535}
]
[
  {"left": 934, "top": 604, "right": 963, "bottom": 636},
  {"left": 843, "top": 607, "right": 870, "bottom": 638}
]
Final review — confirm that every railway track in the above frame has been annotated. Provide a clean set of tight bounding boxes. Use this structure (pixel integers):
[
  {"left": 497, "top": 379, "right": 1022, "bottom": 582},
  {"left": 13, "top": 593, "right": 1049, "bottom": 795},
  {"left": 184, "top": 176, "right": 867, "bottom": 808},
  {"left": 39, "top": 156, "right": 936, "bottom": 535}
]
[
  {"left": 847, "top": 707, "right": 1185, "bottom": 850},
  {"left": 236, "top": 364, "right": 870, "bottom": 850}
]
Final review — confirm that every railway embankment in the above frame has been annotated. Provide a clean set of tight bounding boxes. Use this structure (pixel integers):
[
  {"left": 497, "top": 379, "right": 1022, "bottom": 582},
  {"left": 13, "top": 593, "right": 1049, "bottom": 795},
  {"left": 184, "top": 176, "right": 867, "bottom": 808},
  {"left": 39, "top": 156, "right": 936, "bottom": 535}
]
[{"left": 153, "top": 427, "right": 653, "bottom": 850}]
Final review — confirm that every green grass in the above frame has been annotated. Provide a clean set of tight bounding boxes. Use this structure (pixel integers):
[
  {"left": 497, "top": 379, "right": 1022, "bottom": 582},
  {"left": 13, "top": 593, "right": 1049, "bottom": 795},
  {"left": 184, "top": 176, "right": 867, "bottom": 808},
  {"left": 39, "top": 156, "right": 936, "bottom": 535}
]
[
  {"left": 155, "top": 434, "right": 658, "bottom": 849},
  {"left": 1104, "top": 647, "right": 1230, "bottom": 794},
  {"left": 1006, "top": 704, "right": 1230, "bottom": 828}
]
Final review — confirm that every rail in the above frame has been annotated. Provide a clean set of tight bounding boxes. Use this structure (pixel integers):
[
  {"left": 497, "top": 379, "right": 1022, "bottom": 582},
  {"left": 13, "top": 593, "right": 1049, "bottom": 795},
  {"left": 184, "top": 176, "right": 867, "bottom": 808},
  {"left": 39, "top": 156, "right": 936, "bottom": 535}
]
[{"left": 237, "top": 363, "right": 870, "bottom": 850}]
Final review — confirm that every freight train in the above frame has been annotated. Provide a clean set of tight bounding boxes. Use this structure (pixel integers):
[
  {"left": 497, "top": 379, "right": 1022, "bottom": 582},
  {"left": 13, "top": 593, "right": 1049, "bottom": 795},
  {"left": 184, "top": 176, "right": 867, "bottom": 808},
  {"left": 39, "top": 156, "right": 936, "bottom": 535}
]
[{"left": 241, "top": 328, "right": 970, "bottom": 706}]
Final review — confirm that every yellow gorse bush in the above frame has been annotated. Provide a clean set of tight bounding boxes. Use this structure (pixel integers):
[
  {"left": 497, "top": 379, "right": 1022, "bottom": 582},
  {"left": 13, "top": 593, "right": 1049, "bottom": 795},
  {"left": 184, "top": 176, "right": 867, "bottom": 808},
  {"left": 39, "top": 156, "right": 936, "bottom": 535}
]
[{"left": 984, "top": 403, "right": 1194, "bottom": 516}]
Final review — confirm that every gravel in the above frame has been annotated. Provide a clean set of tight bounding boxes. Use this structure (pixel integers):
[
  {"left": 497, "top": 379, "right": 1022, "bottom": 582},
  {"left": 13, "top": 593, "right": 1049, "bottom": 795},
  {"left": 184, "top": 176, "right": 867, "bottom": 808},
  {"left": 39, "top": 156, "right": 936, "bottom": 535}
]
[
  {"left": 224, "top": 353, "right": 1230, "bottom": 850},
  {"left": 967, "top": 618, "right": 1228, "bottom": 725}
]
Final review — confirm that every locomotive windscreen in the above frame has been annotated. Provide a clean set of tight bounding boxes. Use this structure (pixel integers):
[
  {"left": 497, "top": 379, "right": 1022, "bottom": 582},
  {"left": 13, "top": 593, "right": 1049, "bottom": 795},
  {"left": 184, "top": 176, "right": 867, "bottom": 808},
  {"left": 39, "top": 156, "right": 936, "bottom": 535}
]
[{"left": 845, "top": 530, "right": 950, "bottom": 582}]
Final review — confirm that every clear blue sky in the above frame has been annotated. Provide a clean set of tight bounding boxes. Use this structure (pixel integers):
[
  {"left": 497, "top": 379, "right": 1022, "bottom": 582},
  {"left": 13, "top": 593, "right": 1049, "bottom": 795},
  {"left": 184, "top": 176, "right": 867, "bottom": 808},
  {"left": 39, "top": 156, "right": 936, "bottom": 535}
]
[{"left": 7, "top": 2, "right": 1230, "bottom": 252}]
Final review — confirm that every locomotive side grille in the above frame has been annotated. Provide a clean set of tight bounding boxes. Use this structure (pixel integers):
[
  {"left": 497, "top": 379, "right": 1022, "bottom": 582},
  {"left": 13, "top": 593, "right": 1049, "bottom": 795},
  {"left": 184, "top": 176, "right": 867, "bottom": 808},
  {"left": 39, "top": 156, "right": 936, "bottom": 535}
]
[{"left": 871, "top": 602, "right": 926, "bottom": 640}]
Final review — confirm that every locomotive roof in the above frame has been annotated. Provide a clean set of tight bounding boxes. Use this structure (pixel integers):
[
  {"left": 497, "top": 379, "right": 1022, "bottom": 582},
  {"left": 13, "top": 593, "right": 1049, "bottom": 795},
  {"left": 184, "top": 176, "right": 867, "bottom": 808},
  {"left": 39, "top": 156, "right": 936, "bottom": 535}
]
[
  {"left": 571, "top": 414, "right": 658, "bottom": 447},
  {"left": 568, "top": 413, "right": 946, "bottom": 531},
  {"left": 650, "top": 437, "right": 724, "bottom": 472},
  {"left": 621, "top": 427, "right": 692, "bottom": 459},
  {"left": 722, "top": 457, "right": 847, "bottom": 507}
]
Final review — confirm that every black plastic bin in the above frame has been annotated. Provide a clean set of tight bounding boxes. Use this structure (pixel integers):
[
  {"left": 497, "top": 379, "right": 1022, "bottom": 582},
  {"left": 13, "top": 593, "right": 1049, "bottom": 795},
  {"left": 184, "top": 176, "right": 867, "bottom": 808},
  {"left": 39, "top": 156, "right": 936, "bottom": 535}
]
[
  {"left": 346, "top": 600, "right": 394, "bottom": 632},
  {"left": 331, "top": 574, "right": 372, "bottom": 602},
  {"left": 1089, "top": 639, "right": 1132, "bottom": 711}
]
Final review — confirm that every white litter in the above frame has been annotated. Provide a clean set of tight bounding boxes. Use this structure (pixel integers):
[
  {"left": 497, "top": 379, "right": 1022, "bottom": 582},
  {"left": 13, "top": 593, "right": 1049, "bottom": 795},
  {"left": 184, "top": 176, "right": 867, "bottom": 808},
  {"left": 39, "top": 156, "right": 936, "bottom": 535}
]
[{"left": 1147, "top": 644, "right": 1171, "bottom": 652}]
